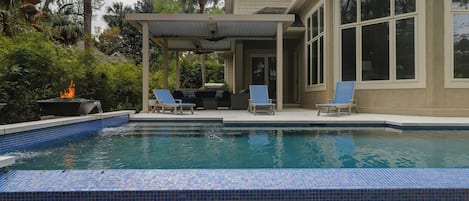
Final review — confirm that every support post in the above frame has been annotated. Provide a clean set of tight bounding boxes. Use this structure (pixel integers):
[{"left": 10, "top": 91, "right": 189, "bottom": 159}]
[
  {"left": 201, "top": 54, "right": 206, "bottom": 88},
  {"left": 142, "top": 22, "right": 150, "bottom": 113},
  {"left": 163, "top": 39, "right": 169, "bottom": 89},
  {"left": 276, "top": 22, "right": 283, "bottom": 112},
  {"left": 176, "top": 51, "right": 180, "bottom": 89}
]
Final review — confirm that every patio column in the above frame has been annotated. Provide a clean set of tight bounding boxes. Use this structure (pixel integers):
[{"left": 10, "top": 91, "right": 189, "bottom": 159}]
[
  {"left": 201, "top": 54, "right": 206, "bottom": 88},
  {"left": 163, "top": 39, "right": 169, "bottom": 89},
  {"left": 142, "top": 22, "right": 149, "bottom": 113},
  {"left": 176, "top": 51, "right": 180, "bottom": 89},
  {"left": 276, "top": 22, "right": 283, "bottom": 112}
]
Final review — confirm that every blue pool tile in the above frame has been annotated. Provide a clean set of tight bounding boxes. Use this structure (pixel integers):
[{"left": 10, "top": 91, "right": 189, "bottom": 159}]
[
  {"left": 0, "top": 169, "right": 469, "bottom": 200},
  {"left": 0, "top": 116, "right": 128, "bottom": 154}
]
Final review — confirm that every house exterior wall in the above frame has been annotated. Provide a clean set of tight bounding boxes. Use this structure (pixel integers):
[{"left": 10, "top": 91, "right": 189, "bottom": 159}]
[
  {"left": 233, "top": 0, "right": 293, "bottom": 14},
  {"left": 296, "top": 0, "right": 469, "bottom": 116},
  {"left": 224, "top": 0, "right": 469, "bottom": 116}
]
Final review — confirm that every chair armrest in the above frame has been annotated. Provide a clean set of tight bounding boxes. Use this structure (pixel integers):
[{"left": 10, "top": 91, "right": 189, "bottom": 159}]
[
  {"left": 175, "top": 99, "right": 182, "bottom": 103},
  {"left": 268, "top": 99, "right": 273, "bottom": 103}
]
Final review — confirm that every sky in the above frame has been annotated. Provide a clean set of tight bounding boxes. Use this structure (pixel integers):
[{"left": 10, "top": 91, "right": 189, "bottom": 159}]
[{"left": 93, "top": 0, "right": 140, "bottom": 34}]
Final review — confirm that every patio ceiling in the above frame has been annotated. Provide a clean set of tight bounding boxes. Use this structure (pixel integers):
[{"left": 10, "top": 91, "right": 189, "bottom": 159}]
[{"left": 125, "top": 14, "right": 295, "bottom": 52}]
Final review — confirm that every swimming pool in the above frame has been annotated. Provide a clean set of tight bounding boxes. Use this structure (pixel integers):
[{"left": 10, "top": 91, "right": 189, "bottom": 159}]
[{"left": 9, "top": 122, "right": 469, "bottom": 169}]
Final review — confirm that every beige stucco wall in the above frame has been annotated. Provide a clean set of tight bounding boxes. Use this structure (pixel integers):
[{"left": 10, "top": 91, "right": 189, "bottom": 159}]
[
  {"left": 223, "top": 53, "right": 234, "bottom": 92},
  {"left": 296, "top": 0, "right": 469, "bottom": 116},
  {"left": 233, "top": 0, "right": 293, "bottom": 14},
  {"left": 298, "top": 0, "right": 333, "bottom": 108}
]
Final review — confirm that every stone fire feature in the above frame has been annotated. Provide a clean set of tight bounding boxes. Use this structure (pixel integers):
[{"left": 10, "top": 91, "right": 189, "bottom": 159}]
[{"left": 37, "top": 98, "right": 98, "bottom": 116}]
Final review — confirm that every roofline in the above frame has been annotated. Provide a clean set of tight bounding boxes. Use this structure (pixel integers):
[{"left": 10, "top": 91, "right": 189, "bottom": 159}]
[
  {"left": 125, "top": 13, "right": 295, "bottom": 23},
  {"left": 285, "top": 0, "right": 308, "bottom": 14}
]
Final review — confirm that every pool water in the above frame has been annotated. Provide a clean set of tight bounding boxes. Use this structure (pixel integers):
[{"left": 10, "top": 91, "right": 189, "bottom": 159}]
[{"left": 9, "top": 122, "right": 469, "bottom": 169}]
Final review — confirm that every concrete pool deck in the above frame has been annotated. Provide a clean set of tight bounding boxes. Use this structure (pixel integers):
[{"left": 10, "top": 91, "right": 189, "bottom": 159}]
[{"left": 131, "top": 108, "right": 469, "bottom": 128}]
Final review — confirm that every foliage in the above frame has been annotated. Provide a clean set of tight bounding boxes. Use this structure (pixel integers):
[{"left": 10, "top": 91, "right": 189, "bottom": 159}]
[
  {"left": 0, "top": 32, "right": 142, "bottom": 124},
  {"left": 179, "top": 53, "right": 224, "bottom": 89},
  {"left": 96, "top": 26, "right": 122, "bottom": 55},
  {"left": 103, "top": 2, "right": 132, "bottom": 29},
  {"left": 153, "top": 0, "right": 180, "bottom": 13},
  {"left": 179, "top": 0, "right": 221, "bottom": 13},
  {"left": 0, "top": 0, "right": 227, "bottom": 125}
]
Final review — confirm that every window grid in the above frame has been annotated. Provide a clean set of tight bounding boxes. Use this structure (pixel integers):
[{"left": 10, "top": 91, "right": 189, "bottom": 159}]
[
  {"left": 306, "top": 3, "right": 325, "bottom": 88},
  {"left": 339, "top": 0, "right": 417, "bottom": 83},
  {"left": 450, "top": 1, "right": 469, "bottom": 81}
]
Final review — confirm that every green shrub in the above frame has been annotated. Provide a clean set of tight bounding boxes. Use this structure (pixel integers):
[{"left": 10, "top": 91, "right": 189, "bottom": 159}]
[{"left": 0, "top": 33, "right": 142, "bottom": 124}]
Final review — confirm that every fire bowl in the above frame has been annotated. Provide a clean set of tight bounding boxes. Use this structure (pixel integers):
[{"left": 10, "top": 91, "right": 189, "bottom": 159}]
[{"left": 37, "top": 98, "right": 99, "bottom": 116}]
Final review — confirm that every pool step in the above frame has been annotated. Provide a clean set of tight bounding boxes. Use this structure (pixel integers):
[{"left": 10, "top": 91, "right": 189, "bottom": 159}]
[{"left": 0, "top": 156, "right": 15, "bottom": 168}]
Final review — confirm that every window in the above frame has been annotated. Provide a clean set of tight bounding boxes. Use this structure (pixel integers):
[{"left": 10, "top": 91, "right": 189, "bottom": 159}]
[
  {"left": 445, "top": 0, "right": 469, "bottom": 87},
  {"left": 338, "top": 0, "right": 420, "bottom": 87},
  {"left": 306, "top": 3, "right": 325, "bottom": 89}
]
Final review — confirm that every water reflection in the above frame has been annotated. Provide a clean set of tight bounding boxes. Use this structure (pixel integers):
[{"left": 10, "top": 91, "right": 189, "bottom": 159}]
[{"left": 9, "top": 125, "right": 469, "bottom": 169}]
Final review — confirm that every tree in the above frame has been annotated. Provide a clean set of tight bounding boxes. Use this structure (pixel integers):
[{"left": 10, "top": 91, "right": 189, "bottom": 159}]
[
  {"left": 103, "top": 2, "right": 132, "bottom": 29},
  {"left": 153, "top": 0, "right": 180, "bottom": 13},
  {"left": 96, "top": 0, "right": 158, "bottom": 65},
  {"left": 49, "top": 2, "right": 83, "bottom": 45},
  {"left": 83, "top": 0, "right": 91, "bottom": 48},
  {"left": 178, "top": 0, "right": 221, "bottom": 86},
  {"left": 179, "top": 0, "right": 220, "bottom": 13}
]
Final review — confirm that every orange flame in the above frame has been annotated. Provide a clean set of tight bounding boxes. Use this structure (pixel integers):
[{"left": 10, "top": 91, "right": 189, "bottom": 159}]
[{"left": 60, "top": 80, "right": 75, "bottom": 99}]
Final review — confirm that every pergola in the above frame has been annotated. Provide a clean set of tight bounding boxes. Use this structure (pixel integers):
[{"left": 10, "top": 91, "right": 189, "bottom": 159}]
[{"left": 125, "top": 14, "right": 295, "bottom": 113}]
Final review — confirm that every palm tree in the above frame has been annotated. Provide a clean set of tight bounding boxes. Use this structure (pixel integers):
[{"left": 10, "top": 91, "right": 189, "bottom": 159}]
[
  {"left": 103, "top": 2, "right": 132, "bottom": 29},
  {"left": 50, "top": 3, "right": 83, "bottom": 45}
]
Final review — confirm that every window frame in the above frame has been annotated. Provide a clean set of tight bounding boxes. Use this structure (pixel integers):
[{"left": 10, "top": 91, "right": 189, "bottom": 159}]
[
  {"left": 334, "top": 0, "right": 426, "bottom": 89},
  {"left": 444, "top": 0, "right": 469, "bottom": 88},
  {"left": 305, "top": 1, "right": 326, "bottom": 92}
]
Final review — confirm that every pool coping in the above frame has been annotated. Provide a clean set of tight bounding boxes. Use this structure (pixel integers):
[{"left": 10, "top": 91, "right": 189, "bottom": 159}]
[
  {"left": 0, "top": 156, "right": 14, "bottom": 169},
  {"left": 0, "top": 110, "right": 135, "bottom": 136},
  {"left": 130, "top": 118, "right": 469, "bottom": 130}
]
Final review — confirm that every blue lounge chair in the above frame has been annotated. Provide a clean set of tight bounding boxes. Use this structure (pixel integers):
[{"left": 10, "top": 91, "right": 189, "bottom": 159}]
[
  {"left": 316, "top": 81, "right": 358, "bottom": 116},
  {"left": 248, "top": 85, "right": 275, "bottom": 115},
  {"left": 153, "top": 89, "right": 195, "bottom": 114}
]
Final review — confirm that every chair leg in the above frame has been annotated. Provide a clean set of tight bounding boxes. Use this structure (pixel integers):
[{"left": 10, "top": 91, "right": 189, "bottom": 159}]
[
  {"left": 190, "top": 106, "right": 194, "bottom": 114},
  {"left": 253, "top": 107, "right": 256, "bottom": 115},
  {"left": 317, "top": 107, "right": 320, "bottom": 116},
  {"left": 337, "top": 107, "right": 341, "bottom": 116},
  {"left": 272, "top": 106, "right": 275, "bottom": 115},
  {"left": 348, "top": 106, "right": 352, "bottom": 115}
]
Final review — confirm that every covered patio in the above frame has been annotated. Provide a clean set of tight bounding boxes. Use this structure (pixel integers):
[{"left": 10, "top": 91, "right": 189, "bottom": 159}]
[{"left": 125, "top": 14, "right": 295, "bottom": 113}]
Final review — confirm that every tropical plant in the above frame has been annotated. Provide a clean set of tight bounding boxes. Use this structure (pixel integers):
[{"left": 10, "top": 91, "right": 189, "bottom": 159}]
[
  {"left": 49, "top": 3, "right": 83, "bottom": 44},
  {"left": 103, "top": 2, "right": 132, "bottom": 29}
]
